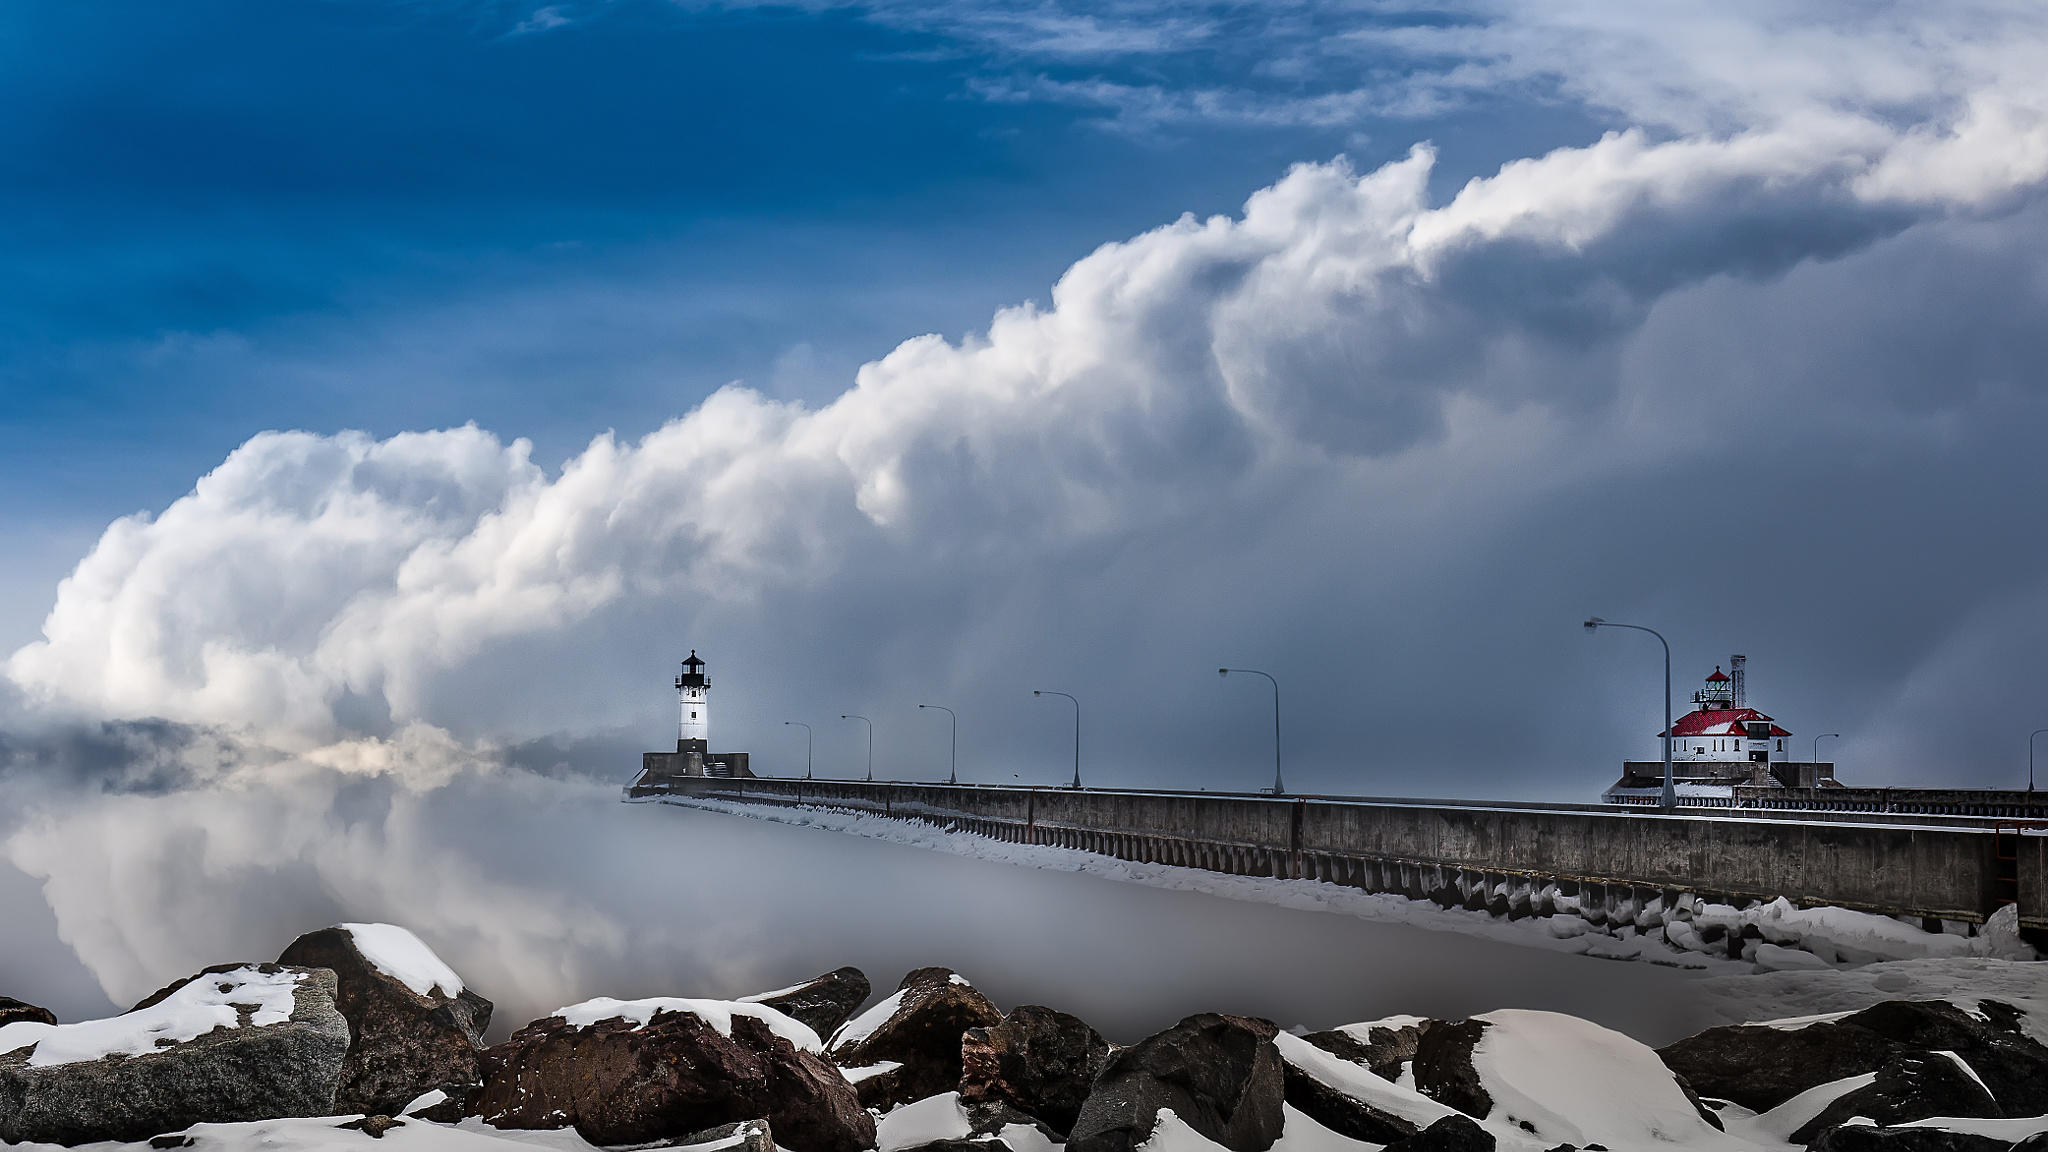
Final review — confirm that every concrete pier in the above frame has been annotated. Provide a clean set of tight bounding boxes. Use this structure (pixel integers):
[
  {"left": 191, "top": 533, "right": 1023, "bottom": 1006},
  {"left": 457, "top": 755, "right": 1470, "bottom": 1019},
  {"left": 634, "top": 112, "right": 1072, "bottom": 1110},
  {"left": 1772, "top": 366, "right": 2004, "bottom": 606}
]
[{"left": 635, "top": 777, "right": 2047, "bottom": 938}]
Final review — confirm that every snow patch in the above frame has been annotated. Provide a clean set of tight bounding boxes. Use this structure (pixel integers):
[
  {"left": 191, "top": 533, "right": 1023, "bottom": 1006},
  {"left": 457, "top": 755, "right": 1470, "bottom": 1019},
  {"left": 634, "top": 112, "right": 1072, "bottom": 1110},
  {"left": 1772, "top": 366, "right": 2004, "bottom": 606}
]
[
  {"left": 1894, "top": 1114, "right": 2048, "bottom": 1142},
  {"left": 1696, "top": 956, "right": 2048, "bottom": 1048},
  {"left": 876, "top": 1091, "right": 972, "bottom": 1152},
  {"left": 1467, "top": 1008, "right": 1752, "bottom": 1150},
  {"left": 996, "top": 1122, "right": 1057, "bottom": 1152},
  {"left": 841, "top": 1060, "right": 904, "bottom": 1083},
  {"left": 551, "top": 996, "right": 822, "bottom": 1053},
  {"left": 0, "top": 966, "right": 305, "bottom": 1068},
  {"left": 829, "top": 989, "right": 906, "bottom": 1050},
  {"left": 1754, "top": 943, "right": 1834, "bottom": 973},
  {"left": 1740, "top": 1073, "right": 1878, "bottom": 1142},
  {"left": 1271, "top": 1031, "right": 1464, "bottom": 1134},
  {"left": 342, "top": 923, "right": 466, "bottom": 998},
  {"left": 401, "top": 1089, "right": 451, "bottom": 1115}
]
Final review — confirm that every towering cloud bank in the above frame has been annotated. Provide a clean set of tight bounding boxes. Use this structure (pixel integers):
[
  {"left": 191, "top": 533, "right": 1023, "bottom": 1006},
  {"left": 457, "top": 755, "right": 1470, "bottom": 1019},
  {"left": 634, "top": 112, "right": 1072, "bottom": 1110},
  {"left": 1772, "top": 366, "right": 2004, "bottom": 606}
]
[{"left": 13, "top": 60, "right": 2048, "bottom": 750}]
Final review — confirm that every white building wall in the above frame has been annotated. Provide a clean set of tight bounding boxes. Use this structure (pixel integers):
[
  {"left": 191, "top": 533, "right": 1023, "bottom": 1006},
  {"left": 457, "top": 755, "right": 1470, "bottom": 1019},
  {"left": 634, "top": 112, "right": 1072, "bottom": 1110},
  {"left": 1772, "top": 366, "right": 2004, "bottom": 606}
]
[{"left": 680, "top": 684, "right": 709, "bottom": 745}]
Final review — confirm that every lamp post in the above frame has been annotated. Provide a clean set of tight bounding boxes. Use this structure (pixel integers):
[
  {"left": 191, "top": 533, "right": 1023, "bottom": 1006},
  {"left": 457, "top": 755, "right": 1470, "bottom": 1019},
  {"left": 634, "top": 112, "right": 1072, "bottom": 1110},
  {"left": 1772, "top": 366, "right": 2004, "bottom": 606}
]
[
  {"left": 1218, "top": 668, "right": 1282, "bottom": 796},
  {"left": 841, "top": 715, "right": 873, "bottom": 782},
  {"left": 1033, "top": 690, "right": 1081, "bottom": 789},
  {"left": 1584, "top": 617, "right": 1675, "bottom": 812},
  {"left": 1813, "top": 732, "right": 1840, "bottom": 764},
  {"left": 784, "top": 721, "right": 812, "bottom": 780},
  {"left": 2030, "top": 729, "right": 2047, "bottom": 793},
  {"left": 918, "top": 704, "right": 957, "bottom": 785}
]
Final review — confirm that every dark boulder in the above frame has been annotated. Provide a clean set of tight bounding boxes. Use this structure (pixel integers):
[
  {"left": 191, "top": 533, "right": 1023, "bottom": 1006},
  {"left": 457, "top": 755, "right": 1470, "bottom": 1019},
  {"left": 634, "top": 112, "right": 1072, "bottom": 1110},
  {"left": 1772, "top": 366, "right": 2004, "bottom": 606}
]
[
  {"left": 1792, "top": 1053, "right": 2001, "bottom": 1146},
  {"left": 841, "top": 1059, "right": 909, "bottom": 1111},
  {"left": 959, "top": 1004, "right": 1111, "bottom": 1136},
  {"left": 1066, "top": 1013, "right": 1286, "bottom": 1152},
  {"left": 1810, "top": 1125, "right": 2017, "bottom": 1152},
  {"left": 1383, "top": 1114, "right": 1496, "bottom": 1152},
  {"left": 746, "top": 968, "right": 871, "bottom": 1041},
  {"left": 0, "top": 965, "right": 349, "bottom": 1146},
  {"left": 1, "top": 996, "right": 57, "bottom": 1027},
  {"left": 1411, "top": 1020, "right": 1493, "bottom": 1121},
  {"left": 277, "top": 924, "right": 493, "bottom": 1118},
  {"left": 1301, "top": 1020, "right": 1431, "bottom": 1082},
  {"left": 1280, "top": 1059, "right": 1420, "bottom": 1145},
  {"left": 1833, "top": 1000, "right": 2048, "bottom": 1116},
  {"left": 828, "top": 967, "right": 1003, "bottom": 1108},
  {"left": 1275, "top": 1028, "right": 1423, "bottom": 1145},
  {"left": 475, "top": 1000, "right": 873, "bottom": 1152},
  {"left": 1658, "top": 1017, "right": 1907, "bottom": 1112},
  {"left": 1658, "top": 1000, "right": 2048, "bottom": 1115}
]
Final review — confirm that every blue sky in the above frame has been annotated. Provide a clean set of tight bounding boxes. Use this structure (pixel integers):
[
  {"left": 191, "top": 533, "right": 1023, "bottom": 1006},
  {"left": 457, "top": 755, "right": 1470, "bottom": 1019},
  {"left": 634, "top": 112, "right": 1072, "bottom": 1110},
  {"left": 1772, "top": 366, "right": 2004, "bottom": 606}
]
[{"left": 0, "top": 0, "right": 1586, "bottom": 550}]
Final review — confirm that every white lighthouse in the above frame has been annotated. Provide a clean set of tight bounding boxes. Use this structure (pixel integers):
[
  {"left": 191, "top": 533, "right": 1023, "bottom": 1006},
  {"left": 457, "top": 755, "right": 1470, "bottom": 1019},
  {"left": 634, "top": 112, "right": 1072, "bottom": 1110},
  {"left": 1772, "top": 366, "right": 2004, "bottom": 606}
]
[{"left": 677, "top": 650, "right": 709, "bottom": 752}]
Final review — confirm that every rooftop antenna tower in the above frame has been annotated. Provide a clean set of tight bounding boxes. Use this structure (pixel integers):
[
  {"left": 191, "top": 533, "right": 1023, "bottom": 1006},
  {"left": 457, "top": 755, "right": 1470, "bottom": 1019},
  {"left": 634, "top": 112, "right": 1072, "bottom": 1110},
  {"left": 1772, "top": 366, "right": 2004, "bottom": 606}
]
[{"left": 1729, "top": 654, "right": 1746, "bottom": 709}]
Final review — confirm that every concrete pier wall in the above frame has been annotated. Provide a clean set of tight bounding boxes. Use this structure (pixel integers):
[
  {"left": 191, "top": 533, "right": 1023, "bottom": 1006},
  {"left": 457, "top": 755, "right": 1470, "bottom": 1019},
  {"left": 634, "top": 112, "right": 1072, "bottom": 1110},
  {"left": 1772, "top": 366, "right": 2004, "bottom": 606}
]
[{"left": 640, "top": 778, "right": 2046, "bottom": 935}]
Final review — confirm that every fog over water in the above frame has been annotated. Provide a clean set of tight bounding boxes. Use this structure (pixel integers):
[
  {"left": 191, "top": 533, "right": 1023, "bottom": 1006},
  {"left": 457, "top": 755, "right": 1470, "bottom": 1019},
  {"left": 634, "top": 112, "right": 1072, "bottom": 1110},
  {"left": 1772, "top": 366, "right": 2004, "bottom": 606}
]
[{"left": 0, "top": 774, "right": 1710, "bottom": 1045}]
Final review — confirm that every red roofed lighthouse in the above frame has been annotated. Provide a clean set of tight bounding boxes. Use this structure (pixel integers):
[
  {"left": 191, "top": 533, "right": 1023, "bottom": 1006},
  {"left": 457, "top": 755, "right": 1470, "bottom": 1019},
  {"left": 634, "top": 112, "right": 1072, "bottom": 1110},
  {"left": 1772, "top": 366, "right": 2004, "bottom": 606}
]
[{"left": 1603, "top": 655, "right": 1838, "bottom": 804}]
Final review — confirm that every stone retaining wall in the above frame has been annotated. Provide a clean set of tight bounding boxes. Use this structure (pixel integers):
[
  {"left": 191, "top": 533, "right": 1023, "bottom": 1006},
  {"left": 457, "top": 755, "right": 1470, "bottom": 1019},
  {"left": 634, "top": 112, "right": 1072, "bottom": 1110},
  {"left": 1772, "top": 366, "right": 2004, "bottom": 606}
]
[{"left": 638, "top": 779, "right": 2048, "bottom": 940}]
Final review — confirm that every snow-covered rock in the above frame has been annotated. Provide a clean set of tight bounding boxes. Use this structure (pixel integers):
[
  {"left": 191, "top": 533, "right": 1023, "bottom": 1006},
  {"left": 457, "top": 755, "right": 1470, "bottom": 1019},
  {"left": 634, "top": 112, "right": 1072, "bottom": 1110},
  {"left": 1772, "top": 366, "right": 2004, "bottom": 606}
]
[
  {"left": 474, "top": 994, "right": 871, "bottom": 1152},
  {"left": 874, "top": 1091, "right": 1060, "bottom": 1152},
  {"left": 0, "top": 965, "right": 349, "bottom": 1145},
  {"left": 1415, "top": 1009, "right": 1736, "bottom": 1151},
  {"left": 1275, "top": 1032, "right": 1424, "bottom": 1145},
  {"left": 1, "top": 996, "right": 57, "bottom": 1028},
  {"left": 828, "top": 967, "right": 1003, "bottom": 1108},
  {"left": 1788, "top": 1050, "right": 2001, "bottom": 1145},
  {"left": 741, "top": 966, "right": 873, "bottom": 1040},
  {"left": 958, "top": 1003, "right": 1111, "bottom": 1137},
  {"left": 1067, "top": 1013, "right": 1286, "bottom": 1152},
  {"left": 276, "top": 924, "right": 494, "bottom": 1119},
  {"left": 1663, "top": 998, "right": 2048, "bottom": 1124}
]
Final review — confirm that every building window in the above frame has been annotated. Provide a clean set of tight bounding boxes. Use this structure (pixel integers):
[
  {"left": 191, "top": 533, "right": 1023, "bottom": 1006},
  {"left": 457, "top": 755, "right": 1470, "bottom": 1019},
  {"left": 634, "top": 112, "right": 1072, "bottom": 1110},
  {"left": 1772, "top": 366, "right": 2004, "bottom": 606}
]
[
  {"left": 1777, "top": 739, "right": 1784, "bottom": 753},
  {"left": 691, "top": 711, "right": 698, "bottom": 718}
]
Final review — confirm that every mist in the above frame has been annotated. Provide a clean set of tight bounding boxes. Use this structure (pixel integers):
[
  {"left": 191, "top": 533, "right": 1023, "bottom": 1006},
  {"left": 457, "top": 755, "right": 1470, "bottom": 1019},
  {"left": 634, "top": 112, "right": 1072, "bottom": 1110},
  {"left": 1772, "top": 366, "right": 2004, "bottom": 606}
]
[{"left": 0, "top": 755, "right": 1714, "bottom": 1045}]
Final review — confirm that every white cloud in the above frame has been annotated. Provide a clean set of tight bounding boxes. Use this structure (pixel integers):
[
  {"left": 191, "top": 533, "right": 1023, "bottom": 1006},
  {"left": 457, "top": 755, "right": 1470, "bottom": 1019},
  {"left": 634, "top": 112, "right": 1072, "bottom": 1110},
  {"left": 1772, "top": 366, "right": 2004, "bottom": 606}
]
[{"left": 11, "top": 0, "right": 2048, "bottom": 755}]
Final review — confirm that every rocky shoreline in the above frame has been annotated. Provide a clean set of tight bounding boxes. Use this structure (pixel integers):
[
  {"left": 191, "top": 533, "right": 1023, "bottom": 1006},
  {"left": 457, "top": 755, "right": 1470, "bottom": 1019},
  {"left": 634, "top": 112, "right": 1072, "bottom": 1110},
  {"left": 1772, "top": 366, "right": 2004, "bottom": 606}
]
[{"left": 2, "top": 924, "right": 2044, "bottom": 1152}]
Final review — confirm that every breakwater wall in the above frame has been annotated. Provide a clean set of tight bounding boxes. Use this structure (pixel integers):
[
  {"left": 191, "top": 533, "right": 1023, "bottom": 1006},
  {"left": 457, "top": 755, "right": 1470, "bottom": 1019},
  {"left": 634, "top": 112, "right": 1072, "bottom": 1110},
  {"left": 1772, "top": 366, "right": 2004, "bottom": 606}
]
[{"left": 642, "top": 778, "right": 2048, "bottom": 941}]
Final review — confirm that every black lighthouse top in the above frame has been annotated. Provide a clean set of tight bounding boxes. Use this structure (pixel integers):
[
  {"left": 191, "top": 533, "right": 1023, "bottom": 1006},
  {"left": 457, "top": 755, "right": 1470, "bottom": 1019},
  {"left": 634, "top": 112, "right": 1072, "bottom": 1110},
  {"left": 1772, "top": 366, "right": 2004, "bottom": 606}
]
[{"left": 676, "top": 650, "right": 708, "bottom": 689}]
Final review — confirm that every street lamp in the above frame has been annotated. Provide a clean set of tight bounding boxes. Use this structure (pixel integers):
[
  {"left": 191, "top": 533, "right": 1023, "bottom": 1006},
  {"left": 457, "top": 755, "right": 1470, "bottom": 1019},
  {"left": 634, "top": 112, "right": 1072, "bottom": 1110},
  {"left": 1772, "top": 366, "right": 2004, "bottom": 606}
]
[
  {"left": 2030, "top": 729, "right": 2047, "bottom": 793},
  {"left": 784, "top": 721, "right": 812, "bottom": 780},
  {"left": 1219, "top": 668, "right": 1282, "bottom": 796},
  {"left": 918, "top": 704, "right": 957, "bottom": 785},
  {"left": 1584, "top": 617, "right": 1675, "bottom": 812},
  {"left": 1033, "top": 690, "right": 1081, "bottom": 789},
  {"left": 1813, "top": 732, "right": 1840, "bottom": 764},
  {"left": 841, "top": 715, "right": 873, "bottom": 782}
]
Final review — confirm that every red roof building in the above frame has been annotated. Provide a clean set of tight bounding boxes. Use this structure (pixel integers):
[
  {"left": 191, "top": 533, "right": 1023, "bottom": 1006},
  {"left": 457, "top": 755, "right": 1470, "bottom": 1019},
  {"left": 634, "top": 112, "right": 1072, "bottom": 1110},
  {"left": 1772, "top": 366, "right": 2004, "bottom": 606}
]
[
  {"left": 1663, "top": 662, "right": 1791, "bottom": 763},
  {"left": 1604, "top": 656, "right": 1839, "bottom": 804}
]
